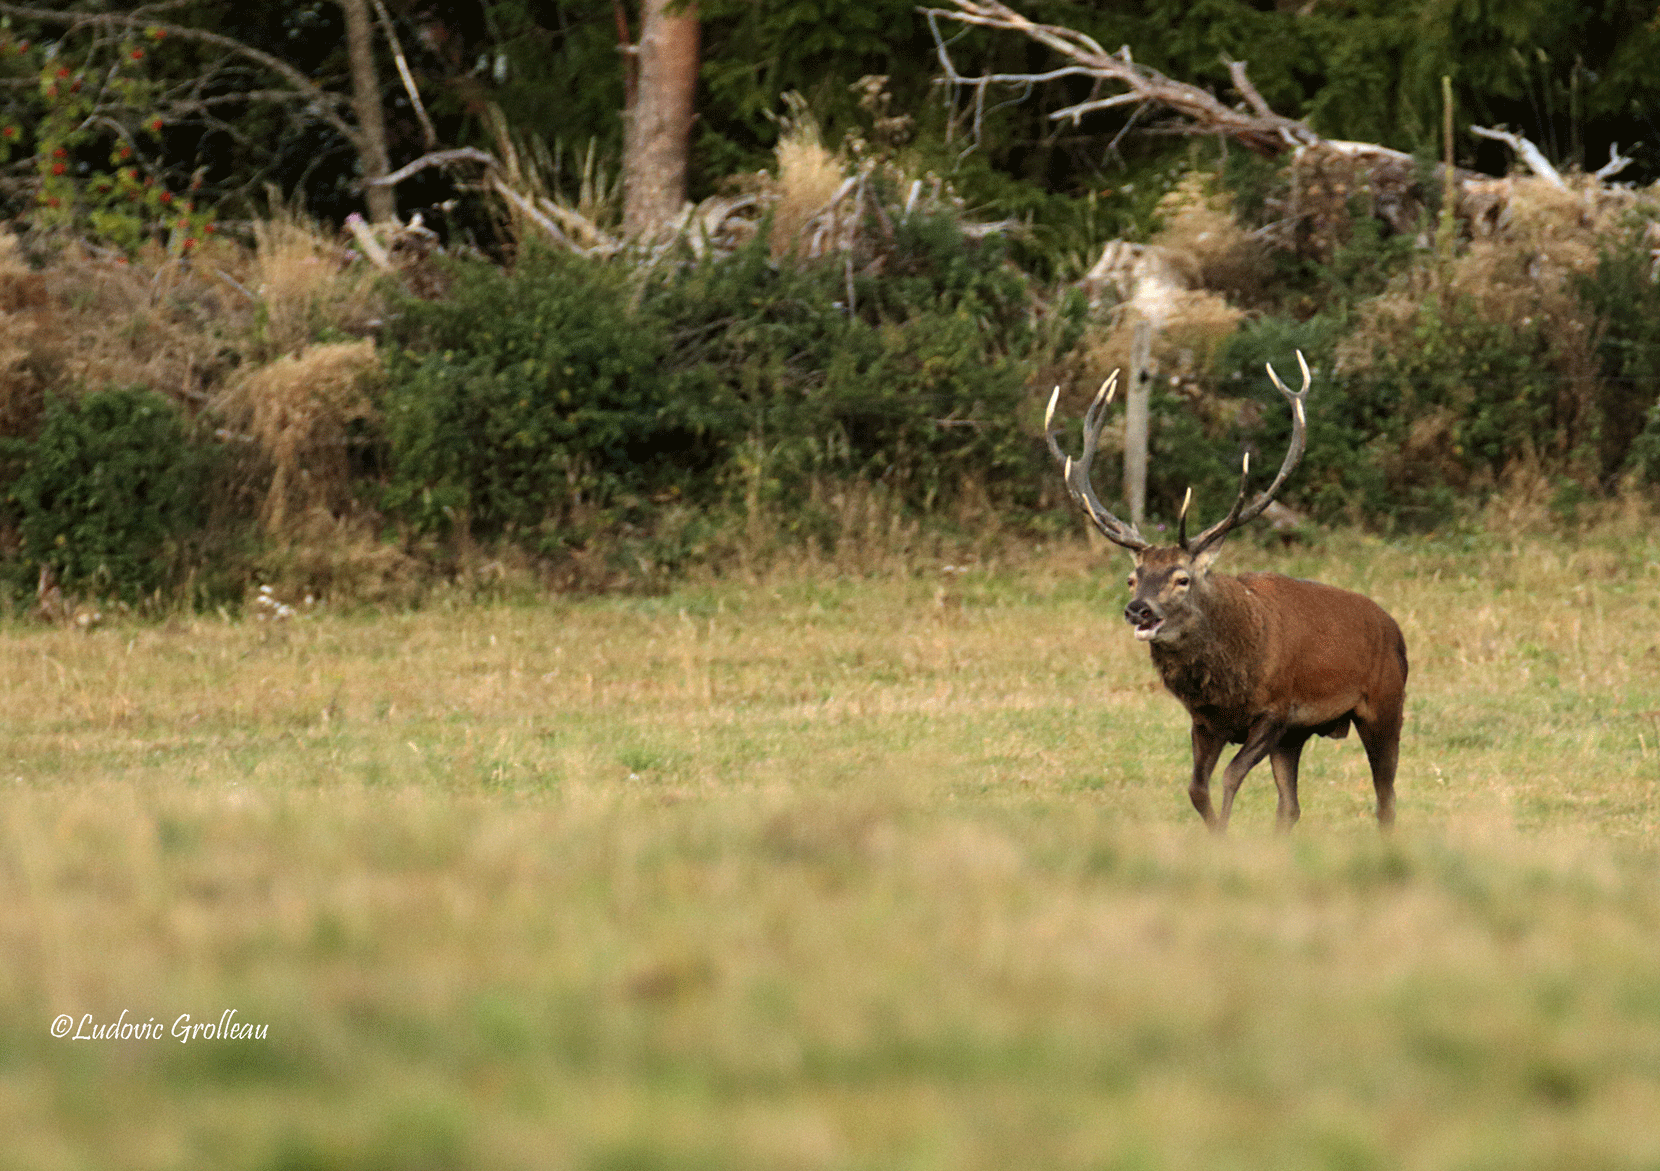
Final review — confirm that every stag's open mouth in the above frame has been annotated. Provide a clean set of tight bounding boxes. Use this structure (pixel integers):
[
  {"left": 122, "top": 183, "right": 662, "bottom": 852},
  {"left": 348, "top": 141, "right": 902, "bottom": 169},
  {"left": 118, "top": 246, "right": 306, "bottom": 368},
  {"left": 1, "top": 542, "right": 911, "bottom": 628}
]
[{"left": 1132, "top": 617, "right": 1164, "bottom": 642}]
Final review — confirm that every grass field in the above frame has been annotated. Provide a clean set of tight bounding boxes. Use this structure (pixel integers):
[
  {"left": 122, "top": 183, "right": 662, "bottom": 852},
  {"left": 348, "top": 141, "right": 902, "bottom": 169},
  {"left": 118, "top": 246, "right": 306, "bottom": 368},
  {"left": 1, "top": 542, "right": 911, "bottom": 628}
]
[{"left": 3, "top": 524, "right": 1660, "bottom": 1171}]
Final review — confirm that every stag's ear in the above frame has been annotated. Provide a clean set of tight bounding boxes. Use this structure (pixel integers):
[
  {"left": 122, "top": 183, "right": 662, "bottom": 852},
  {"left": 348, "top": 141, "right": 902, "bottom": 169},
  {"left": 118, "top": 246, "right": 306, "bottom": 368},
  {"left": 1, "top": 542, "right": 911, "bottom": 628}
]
[{"left": 1188, "top": 541, "right": 1223, "bottom": 576}]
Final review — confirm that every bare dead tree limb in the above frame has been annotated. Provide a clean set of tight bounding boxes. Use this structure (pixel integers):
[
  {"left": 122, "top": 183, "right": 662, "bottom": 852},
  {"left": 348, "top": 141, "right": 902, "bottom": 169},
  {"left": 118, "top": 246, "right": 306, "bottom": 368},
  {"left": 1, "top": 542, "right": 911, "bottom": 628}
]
[
  {"left": 922, "top": 0, "right": 1509, "bottom": 237},
  {"left": 1470, "top": 125, "right": 1566, "bottom": 188},
  {"left": 924, "top": 0, "right": 1318, "bottom": 156},
  {"left": 371, "top": 0, "right": 438, "bottom": 150},
  {"left": 1595, "top": 143, "right": 1636, "bottom": 182},
  {"left": 369, "top": 146, "right": 502, "bottom": 190},
  {"left": 365, "top": 143, "right": 618, "bottom": 255}
]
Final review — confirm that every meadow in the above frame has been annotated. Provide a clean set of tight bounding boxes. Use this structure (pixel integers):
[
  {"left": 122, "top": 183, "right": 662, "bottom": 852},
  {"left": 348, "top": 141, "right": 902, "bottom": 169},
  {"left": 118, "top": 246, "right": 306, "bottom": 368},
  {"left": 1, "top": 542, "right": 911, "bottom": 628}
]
[{"left": 3, "top": 521, "right": 1660, "bottom": 1171}]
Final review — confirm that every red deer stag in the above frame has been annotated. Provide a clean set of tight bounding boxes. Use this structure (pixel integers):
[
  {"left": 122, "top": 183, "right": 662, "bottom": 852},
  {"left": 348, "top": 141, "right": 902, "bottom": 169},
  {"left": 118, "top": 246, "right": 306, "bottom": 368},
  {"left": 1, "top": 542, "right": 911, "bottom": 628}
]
[{"left": 1045, "top": 355, "right": 1407, "bottom": 830}]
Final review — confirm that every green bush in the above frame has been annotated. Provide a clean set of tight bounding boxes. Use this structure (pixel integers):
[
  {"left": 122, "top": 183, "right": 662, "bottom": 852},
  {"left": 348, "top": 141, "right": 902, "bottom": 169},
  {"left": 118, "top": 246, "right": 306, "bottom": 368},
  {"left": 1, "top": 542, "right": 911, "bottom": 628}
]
[
  {"left": 1577, "top": 227, "right": 1660, "bottom": 483},
  {"left": 381, "top": 249, "right": 681, "bottom": 549},
  {"left": 653, "top": 213, "right": 1052, "bottom": 516},
  {"left": 3, "top": 387, "right": 216, "bottom": 604},
  {"left": 381, "top": 214, "right": 1063, "bottom": 557},
  {"left": 1204, "top": 281, "right": 1578, "bottom": 532}
]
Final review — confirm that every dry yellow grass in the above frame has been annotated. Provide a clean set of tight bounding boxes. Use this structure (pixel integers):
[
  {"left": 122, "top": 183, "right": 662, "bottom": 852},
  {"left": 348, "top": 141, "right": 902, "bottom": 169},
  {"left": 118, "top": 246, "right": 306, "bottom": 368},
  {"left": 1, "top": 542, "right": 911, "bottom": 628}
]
[
  {"left": 769, "top": 97, "right": 846, "bottom": 259},
  {"left": 248, "top": 214, "right": 383, "bottom": 360},
  {"left": 215, "top": 339, "right": 382, "bottom": 532},
  {"left": 2, "top": 526, "right": 1660, "bottom": 1169},
  {"left": 0, "top": 229, "right": 256, "bottom": 432}
]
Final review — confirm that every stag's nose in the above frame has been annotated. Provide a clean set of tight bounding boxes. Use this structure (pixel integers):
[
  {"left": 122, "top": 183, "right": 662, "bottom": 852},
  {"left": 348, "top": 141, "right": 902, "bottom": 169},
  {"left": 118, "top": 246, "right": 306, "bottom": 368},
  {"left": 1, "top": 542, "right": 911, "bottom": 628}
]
[{"left": 1124, "top": 598, "right": 1159, "bottom": 627}]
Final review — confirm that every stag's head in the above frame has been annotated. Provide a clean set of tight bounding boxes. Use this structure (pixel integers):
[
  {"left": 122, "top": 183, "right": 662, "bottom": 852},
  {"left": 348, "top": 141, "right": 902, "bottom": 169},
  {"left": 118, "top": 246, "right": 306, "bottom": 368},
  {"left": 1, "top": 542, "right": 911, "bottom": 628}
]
[{"left": 1044, "top": 353, "right": 1311, "bottom": 645}]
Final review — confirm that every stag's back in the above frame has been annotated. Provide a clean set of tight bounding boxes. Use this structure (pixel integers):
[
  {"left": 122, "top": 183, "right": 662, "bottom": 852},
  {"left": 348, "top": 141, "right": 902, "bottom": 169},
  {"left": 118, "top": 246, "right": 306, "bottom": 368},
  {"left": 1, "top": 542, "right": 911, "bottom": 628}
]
[
  {"left": 1232, "top": 572, "right": 1406, "bottom": 732},
  {"left": 1152, "top": 571, "right": 1406, "bottom": 743}
]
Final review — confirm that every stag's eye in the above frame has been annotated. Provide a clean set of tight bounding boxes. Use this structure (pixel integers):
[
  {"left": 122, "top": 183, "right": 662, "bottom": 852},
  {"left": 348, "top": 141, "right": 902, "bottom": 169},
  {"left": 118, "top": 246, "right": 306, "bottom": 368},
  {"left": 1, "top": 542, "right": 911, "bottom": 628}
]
[
  {"left": 1126, "top": 575, "right": 1136, "bottom": 590},
  {"left": 1173, "top": 572, "right": 1191, "bottom": 588}
]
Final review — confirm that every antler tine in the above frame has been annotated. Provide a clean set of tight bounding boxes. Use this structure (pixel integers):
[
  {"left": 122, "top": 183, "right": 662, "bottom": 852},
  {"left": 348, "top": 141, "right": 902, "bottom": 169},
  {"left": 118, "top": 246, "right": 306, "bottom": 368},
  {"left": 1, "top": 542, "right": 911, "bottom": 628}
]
[
  {"left": 1188, "top": 351, "right": 1311, "bottom": 554},
  {"left": 1078, "top": 374, "right": 1115, "bottom": 465},
  {"left": 1043, "top": 372, "right": 1149, "bottom": 552}
]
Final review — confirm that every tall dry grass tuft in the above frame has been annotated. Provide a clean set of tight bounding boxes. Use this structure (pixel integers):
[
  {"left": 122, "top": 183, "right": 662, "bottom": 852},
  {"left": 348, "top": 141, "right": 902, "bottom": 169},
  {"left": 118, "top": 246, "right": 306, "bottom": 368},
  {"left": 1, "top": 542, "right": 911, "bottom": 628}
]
[
  {"left": 0, "top": 213, "right": 386, "bottom": 435},
  {"left": 249, "top": 214, "right": 382, "bottom": 360},
  {"left": 769, "top": 96, "right": 846, "bottom": 259},
  {"left": 216, "top": 339, "right": 382, "bottom": 533}
]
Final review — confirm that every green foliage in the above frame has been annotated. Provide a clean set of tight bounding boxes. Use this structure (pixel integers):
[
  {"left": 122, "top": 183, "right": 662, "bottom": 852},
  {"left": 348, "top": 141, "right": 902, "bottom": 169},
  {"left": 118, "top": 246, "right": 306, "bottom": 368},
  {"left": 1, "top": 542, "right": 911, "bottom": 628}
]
[
  {"left": 697, "top": 0, "right": 935, "bottom": 174},
  {"left": 10, "top": 0, "right": 1660, "bottom": 247},
  {"left": 1193, "top": 316, "right": 1351, "bottom": 525},
  {"left": 2, "top": 386, "right": 215, "bottom": 603},
  {"left": 1305, "top": 209, "right": 1420, "bottom": 306},
  {"left": 380, "top": 214, "right": 1059, "bottom": 558},
  {"left": 460, "top": 2, "right": 628, "bottom": 180},
  {"left": 380, "top": 249, "right": 675, "bottom": 548},
  {"left": 1358, "top": 298, "right": 1554, "bottom": 514},
  {"left": 1577, "top": 225, "right": 1660, "bottom": 482},
  {"left": 654, "top": 213, "right": 1051, "bottom": 526},
  {"left": 1202, "top": 228, "right": 1660, "bottom": 532},
  {"left": 0, "top": 22, "right": 215, "bottom": 251},
  {"left": 1209, "top": 294, "right": 1563, "bottom": 532}
]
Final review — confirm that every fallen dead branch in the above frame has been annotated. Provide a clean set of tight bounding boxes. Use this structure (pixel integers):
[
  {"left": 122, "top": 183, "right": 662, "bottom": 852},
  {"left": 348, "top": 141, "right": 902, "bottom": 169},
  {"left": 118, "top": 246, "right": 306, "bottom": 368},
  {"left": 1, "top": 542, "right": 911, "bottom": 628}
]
[
  {"left": 926, "top": 0, "right": 1653, "bottom": 262},
  {"left": 927, "top": 0, "right": 1324, "bottom": 156}
]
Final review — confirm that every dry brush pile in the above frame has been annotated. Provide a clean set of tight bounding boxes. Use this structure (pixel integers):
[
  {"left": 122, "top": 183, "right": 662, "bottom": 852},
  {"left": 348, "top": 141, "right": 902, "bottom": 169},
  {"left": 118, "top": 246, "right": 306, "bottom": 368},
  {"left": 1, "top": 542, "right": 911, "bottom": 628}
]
[{"left": 1054, "top": 158, "right": 1660, "bottom": 531}]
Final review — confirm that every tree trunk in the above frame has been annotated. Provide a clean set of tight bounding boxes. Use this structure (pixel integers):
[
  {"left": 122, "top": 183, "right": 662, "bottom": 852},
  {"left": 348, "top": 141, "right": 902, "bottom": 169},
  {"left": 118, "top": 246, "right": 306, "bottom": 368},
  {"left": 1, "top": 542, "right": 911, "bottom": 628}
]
[
  {"left": 622, "top": 0, "right": 699, "bottom": 237},
  {"left": 340, "top": 0, "right": 396, "bottom": 223}
]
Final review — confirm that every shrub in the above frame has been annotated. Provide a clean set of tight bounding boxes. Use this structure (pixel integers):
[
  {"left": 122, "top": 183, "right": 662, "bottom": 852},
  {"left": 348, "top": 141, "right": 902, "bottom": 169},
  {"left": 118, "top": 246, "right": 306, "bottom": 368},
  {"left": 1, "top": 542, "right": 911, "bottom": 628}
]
[
  {"left": 1577, "top": 226, "right": 1660, "bottom": 483},
  {"left": 381, "top": 214, "right": 1061, "bottom": 559},
  {"left": 3, "top": 385, "right": 215, "bottom": 603},
  {"left": 1208, "top": 299, "right": 1558, "bottom": 531},
  {"left": 652, "top": 213, "right": 1051, "bottom": 520},
  {"left": 216, "top": 339, "right": 382, "bottom": 533},
  {"left": 381, "top": 248, "right": 678, "bottom": 549}
]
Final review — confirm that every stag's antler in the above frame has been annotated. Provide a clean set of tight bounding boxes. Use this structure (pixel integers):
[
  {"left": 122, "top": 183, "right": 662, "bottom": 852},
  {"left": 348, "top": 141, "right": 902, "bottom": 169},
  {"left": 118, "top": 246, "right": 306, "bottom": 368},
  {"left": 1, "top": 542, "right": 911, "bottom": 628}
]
[
  {"left": 1044, "top": 373, "right": 1150, "bottom": 552},
  {"left": 1183, "top": 350, "right": 1311, "bottom": 555}
]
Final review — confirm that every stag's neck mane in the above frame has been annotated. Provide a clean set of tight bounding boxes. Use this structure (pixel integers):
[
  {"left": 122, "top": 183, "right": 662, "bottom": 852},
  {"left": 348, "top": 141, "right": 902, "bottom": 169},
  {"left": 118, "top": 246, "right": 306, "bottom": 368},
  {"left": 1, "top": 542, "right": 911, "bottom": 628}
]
[{"left": 1147, "top": 571, "right": 1265, "bottom": 719}]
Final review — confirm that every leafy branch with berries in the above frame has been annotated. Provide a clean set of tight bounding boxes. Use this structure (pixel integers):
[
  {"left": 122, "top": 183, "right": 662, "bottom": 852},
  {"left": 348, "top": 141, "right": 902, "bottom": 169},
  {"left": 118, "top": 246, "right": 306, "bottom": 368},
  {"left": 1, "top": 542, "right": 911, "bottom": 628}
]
[{"left": 0, "top": 3, "right": 378, "bottom": 252}]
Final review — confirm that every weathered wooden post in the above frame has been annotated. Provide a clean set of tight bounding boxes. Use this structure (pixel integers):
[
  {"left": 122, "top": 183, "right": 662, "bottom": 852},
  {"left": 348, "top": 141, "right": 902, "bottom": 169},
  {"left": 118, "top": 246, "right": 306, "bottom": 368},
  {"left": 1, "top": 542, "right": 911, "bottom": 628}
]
[{"left": 1125, "top": 316, "right": 1152, "bottom": 528}]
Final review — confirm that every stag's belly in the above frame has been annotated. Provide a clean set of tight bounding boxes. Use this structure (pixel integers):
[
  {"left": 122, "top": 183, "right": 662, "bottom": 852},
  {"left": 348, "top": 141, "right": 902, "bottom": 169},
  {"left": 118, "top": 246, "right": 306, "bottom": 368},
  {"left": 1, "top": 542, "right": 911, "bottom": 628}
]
[
  {"left": 1168, "top": 668, "right": 1364, "bottom": 743},
  {"left": 1186, "top": 699, "right": 1355, "bottom": 745}
]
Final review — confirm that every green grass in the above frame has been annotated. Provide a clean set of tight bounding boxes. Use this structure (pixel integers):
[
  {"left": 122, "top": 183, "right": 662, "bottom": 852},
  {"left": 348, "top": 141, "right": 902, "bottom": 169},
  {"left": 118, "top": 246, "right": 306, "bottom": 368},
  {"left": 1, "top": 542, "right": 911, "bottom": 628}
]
[{"left": 3, "top": 527, "right": 1660, "bottom": 1170}]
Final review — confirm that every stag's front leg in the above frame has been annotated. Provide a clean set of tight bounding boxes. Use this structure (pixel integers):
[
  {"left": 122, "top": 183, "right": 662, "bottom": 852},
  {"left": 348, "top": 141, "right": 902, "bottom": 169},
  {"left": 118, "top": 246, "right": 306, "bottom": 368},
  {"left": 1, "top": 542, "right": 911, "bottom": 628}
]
[
  {"left": 1188, "top": 723, "right": 1227, "bottom": 829},
  {"left": 1216, "top": 717, "right": 1286, "bottom": 831}
]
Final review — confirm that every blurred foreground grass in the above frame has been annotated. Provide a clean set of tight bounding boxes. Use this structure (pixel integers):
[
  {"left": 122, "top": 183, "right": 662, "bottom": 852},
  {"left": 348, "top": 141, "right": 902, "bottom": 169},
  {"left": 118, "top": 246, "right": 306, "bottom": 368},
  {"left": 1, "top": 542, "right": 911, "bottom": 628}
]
[{"left": 3, "top": 527, "right": 1660, "bottom": 1170}]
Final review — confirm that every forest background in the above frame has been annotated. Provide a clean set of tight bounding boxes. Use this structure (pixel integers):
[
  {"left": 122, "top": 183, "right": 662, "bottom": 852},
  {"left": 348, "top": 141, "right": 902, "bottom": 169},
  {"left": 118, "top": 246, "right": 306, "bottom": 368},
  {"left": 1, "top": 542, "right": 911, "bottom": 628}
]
[{"left": 2, "top": 0, "right": 1660, "bottom": 612}]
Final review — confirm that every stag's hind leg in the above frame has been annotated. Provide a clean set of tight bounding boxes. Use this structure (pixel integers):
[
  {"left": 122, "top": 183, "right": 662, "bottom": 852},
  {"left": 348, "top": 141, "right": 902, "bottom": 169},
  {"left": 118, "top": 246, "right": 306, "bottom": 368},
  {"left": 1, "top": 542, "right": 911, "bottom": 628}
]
[
  {"left": 1268, "top": 730, "right": 1311, "bottom": 832},
  {"left": 1356, "top": 711, "right": 1402, "bottom": 829}
]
